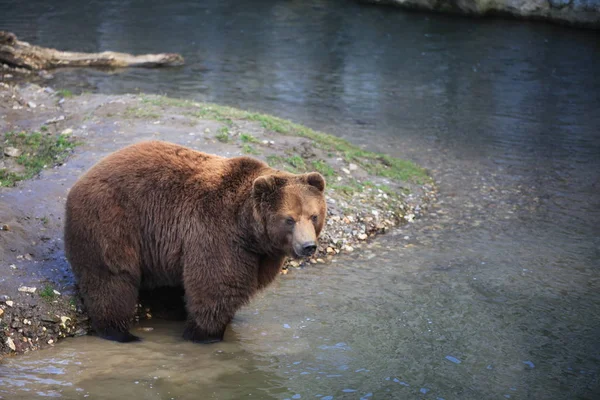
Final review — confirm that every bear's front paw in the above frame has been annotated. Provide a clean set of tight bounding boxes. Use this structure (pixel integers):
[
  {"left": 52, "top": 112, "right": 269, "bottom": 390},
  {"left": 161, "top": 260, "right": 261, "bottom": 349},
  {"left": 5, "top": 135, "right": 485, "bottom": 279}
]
[
  {"left": 100, "top": 328, "right": 141, "bottom": 343},
  {"left": 183, "top": 322, "right": 225, "bottom": 344}
]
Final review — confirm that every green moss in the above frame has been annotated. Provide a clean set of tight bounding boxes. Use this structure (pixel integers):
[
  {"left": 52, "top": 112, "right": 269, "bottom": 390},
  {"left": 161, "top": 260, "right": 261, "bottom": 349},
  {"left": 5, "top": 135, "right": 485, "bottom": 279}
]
[
  {"left": 0, "top": 131, "right": 78, "bottom": 187},
  {"left": 240, "top": 133, "right": 259, "bottom": 143},
  {"left": 39, "top": 284, "right": 56, "bottom": 300}
]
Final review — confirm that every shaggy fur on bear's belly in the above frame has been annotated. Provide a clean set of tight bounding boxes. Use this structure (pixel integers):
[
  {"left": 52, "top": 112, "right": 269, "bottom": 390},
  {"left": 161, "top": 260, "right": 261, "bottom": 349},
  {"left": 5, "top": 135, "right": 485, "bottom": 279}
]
[{"left": 64, "top": 140, "right": 327, "bottom": 343}]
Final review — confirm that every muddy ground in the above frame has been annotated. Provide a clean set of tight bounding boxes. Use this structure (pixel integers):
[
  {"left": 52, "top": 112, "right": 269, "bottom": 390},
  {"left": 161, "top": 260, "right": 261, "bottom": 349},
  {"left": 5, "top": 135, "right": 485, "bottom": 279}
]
[{"left": 0, "top": 82, "right": 436, "bottom": 357}]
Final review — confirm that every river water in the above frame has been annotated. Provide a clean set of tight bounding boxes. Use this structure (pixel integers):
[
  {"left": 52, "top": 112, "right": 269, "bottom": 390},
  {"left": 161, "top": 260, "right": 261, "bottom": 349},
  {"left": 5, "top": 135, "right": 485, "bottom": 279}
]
[{"left": 1, "top": 0, "right": 599, "bottom": 399}]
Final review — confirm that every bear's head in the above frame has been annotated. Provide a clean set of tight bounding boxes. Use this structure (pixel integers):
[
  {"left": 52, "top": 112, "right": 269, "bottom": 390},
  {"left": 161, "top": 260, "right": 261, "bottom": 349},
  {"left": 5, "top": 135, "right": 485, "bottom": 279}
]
[{"left": 252, "top": 171, "right": 326, "bottom": 258}]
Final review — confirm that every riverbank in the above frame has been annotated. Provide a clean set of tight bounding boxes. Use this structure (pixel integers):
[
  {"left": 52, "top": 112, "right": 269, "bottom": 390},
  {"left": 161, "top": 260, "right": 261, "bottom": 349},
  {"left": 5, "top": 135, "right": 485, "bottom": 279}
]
[
  {"left": 359, "top": 0, "right": 600, "bottom": 29},
  {"left": 0, "top": 83, "right": 436, "bottom": 357}
]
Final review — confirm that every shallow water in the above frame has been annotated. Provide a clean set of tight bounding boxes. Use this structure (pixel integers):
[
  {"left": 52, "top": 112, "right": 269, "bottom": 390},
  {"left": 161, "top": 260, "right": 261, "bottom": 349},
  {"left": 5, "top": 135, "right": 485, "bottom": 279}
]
[{"left": 1, "top": 0, "right": 600, "bottom": 399}]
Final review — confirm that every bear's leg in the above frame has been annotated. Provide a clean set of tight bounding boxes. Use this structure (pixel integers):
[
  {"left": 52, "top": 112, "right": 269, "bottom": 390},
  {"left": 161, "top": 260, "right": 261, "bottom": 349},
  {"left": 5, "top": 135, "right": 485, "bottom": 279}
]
[
  {"left": 79, "top": 272, "right": 141, "bottom": 343},
  {"left": 182, "top": 283, "right": 249, "bottom": 344}
]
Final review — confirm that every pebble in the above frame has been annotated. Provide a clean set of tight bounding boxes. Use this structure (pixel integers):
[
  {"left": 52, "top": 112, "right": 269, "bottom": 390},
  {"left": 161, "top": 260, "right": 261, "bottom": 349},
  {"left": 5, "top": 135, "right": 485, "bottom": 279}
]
[
  {"left": 0, "top": 308, "right": 4, "bottom": 317},
  {"left": 357, "top": 233, "right": 368, "bottom": 240},
  {"left": 316, "top": 258, "right": 325, "bottom": 263},
  {"left": 1, "top": 224, "right": 9, "bottom": 231},
  {"left": 47, "top": 339, "right": 54, "bottom": 345},
  {"left": 5, "top": 300, "right": 14, "bottom": 307},
  {"left": 27, "top": 101, "right": 37, "bottom": 108},
  {"left": 61, "top": 128, "right": 73, "bottom": 135},
  {"left": 45, "top": 115, "right": 65, "bottom": 124},
  {"left": 342, "top": 168, "right": 351, "bottom": 174},
  {"left": 6, "top": 337, "right": 16, "bottom": 351},
  {"left": 348, "top": 163, "right": 358, "bottom": 171},
  {"left": 4, "top": 147, "right": 22, "bottom": 157},
  {"left": 343, "top": 245, "right": 354, "bottom": 252},
  {"left": 18, "top": 286, "right": 37, "bottom": 293},
  {"left": 53, "top": 290, "right": 61, "bottom": 295}
]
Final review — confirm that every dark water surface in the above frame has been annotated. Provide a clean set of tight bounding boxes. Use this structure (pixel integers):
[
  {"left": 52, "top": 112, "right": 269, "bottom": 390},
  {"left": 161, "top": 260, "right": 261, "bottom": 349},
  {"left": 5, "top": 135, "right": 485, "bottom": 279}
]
[{"left": 1, "top": 0, "right": 599, "bottom": 399}]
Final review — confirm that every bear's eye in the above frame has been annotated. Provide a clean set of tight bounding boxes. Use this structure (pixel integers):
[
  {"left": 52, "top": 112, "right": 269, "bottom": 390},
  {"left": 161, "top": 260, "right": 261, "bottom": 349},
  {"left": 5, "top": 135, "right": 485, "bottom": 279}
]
[
  {"left": 285, "top": 217, "right": 296, "bottom": 225},
  {"left": 311, "top": 215, "right": 318, "bottom": 223}
]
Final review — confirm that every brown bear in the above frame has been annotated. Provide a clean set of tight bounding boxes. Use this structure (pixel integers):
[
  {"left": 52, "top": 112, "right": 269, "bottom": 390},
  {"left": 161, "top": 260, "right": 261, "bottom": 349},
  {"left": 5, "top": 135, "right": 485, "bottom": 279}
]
[{"left": 64, "top": 140, "right": 326, "bottom": 344}]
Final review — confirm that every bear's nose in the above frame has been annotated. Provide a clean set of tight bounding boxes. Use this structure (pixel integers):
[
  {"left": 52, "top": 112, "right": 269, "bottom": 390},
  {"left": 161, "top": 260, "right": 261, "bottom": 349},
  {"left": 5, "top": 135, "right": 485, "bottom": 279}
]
[{"left": 302, "top": 242, "right": 317, "bottom": 256}]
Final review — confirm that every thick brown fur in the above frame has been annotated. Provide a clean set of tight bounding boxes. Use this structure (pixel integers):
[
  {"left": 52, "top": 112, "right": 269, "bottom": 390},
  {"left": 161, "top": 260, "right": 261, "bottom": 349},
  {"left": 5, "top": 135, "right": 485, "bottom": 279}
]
[{"left": 64, "top": 140, "right": 326, "bottom": 343}]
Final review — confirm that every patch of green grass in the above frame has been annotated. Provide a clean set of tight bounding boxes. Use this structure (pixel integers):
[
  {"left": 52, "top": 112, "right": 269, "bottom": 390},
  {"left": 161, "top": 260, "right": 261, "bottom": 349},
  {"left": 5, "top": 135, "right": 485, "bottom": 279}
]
[
  {"left": 56, "top": 89, "right": 73, "bottom": 98},
  {"left": 266, "top": 155, "right": 285, "bottom": 167},
  {"left": 138, "top": 95, "right": 430, "bottom": 183},
  {"left": 215, "top": 127, "right": 230, "bottom": 143},
  {"left": 242, "top": 144, "right": 260, "bottom": 155},
  {"left": 240, "top": 133, "right": 259, "bottom": 144},
  {"left": 0, "top": 131, "right": 78, "bottom": 187},
  {"left": 123, "top": 106, "right": 160, "bottom": 119},
  {"left": 286, "top": 155, "right": 306, "bottom": 170},
  {"left": 311, "top": 160, "right": 336, "bottom": 177},
  {"left": 39, "top": 284, "right": 56, "bottom": 300},
  {"left": 330, "top": 184, "right": 359, "bottom": 196}
]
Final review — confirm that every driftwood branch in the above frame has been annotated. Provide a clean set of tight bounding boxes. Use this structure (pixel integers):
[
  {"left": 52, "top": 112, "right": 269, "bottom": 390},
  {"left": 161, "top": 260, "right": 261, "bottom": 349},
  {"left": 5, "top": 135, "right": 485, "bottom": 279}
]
[{"left": 0, "top": 31, "right": 184, "bottom": 70}]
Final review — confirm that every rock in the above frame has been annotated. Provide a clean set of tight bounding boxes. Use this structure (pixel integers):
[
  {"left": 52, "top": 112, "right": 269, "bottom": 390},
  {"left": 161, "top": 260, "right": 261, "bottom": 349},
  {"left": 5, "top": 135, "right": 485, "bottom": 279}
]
[
  {"left": 3, "top": 147, "right": 22, "bottom": 157},
  {"left": 53, "top": 290, "right": 61, "bottom": 295},
  {"left": 342, "top": 168, "right": 351, "bottom": 175},
  {"left": 0, "top": 308, "right": 4, "bottom": 317},
  {"left": 27, "top": 101, "right": 37, "bottom": 108},
  {"left": 344, "top": 245, "right": 354, "bottom": 252},
  {"left": 5, "top": 300, "right": 14, "bottom": 307},
  {"left": 358, "top": 233, "right": 368, "bottom": 240},
  {"left": 360, "top": 0, "right": 600, "bottom": 28},
  {"left": 1, "top": 224, "right": 9, "bottom": 231},
  {"left": 349, "top": 163, "right": 358, "bottom": 171},
  {"left": 47, "top": 339, "right": 54, "bottom": 345},
  {"left": 61, "top": 128, "right": 73, "bottom": 135},
  {"left": 6, "top": 337, "right": 16, "bottom": 351},
  {"left": 18, "top": 286, "right": 37, "bottom": 293},
  {"left": 45, "top": 115, "right": 65, "bottom": 124}
]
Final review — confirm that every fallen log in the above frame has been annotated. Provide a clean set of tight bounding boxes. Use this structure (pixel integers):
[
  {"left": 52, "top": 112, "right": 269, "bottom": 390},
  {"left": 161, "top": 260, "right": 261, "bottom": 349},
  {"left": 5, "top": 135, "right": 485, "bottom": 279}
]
[{"left": 0, "top": 31, "right": 184, "bottom": 70}]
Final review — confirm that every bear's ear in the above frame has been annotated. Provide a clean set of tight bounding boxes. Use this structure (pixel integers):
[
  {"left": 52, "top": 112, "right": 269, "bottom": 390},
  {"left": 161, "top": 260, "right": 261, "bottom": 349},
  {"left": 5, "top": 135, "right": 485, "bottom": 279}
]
[
  {"left": 304, "top": 172, "right": 325, "bottom": 192},
  {"left": 253, "top": 175, "right": 286, "bottom": 198}
]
